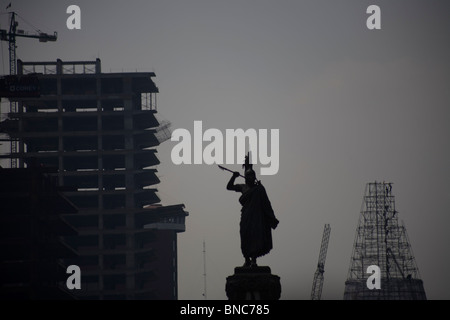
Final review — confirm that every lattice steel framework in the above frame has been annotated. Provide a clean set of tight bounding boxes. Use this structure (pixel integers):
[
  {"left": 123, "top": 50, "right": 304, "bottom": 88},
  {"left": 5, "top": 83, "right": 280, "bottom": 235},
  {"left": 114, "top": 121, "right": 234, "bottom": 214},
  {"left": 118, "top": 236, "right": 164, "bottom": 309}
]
[
  {"left": 0, "top": 12, "right": 57, "bottom": 168},
  {"left": 344, "top": 182, "right": 426, "bottom": 300},
  {"left": 311, "top": 224, "right": 331, "bottom": 300}
]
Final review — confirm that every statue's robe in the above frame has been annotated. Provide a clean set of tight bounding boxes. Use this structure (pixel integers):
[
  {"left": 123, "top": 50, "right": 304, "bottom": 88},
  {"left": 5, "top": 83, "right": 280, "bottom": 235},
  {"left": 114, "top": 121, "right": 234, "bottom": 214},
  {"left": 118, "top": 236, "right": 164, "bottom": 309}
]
[{"left": 238, "top": 184, "right": 279, "bottom": 258}]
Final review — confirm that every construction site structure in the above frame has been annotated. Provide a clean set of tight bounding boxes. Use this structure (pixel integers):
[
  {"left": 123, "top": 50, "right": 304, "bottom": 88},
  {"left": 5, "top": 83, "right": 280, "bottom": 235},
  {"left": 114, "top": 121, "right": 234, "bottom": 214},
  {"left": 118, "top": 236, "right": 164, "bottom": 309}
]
[
  {"left": 0, "top": 59, "right": 188, "bottom": 299},
  {"left": 0, "top": 11, "right": 57, "bottom": 168},
  {"left": 0, "top": 166, "right": 78, "bottom": 299},
  {"left": 310, "top": 224, "right": 331, "bottom": 300},
  {"left": 344, "top": 182, "right": 426, "bottom": 300}
]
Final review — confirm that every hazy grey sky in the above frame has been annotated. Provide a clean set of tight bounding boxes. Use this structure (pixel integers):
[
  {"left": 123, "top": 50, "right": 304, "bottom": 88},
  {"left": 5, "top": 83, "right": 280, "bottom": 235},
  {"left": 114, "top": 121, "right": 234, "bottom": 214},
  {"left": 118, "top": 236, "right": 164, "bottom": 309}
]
[{"left": 1, "top": 0, "right": 449, "bottom": 300}]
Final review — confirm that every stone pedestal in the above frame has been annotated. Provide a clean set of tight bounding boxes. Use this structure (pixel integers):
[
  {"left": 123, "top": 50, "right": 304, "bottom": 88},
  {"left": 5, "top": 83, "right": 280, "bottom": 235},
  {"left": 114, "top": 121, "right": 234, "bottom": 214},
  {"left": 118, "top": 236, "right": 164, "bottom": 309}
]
[{"left": 225, "top": 266, "right": 281, "bottom": 300}]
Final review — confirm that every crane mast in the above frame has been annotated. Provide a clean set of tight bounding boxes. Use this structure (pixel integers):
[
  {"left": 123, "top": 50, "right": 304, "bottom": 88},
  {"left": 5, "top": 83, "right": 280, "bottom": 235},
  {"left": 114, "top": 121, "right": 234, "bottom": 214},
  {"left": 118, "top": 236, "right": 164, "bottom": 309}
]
[
  {"left": 311, "top": 224, "right": 331, "bottom": 300},
  {"left": 0, "top": 11, "right": 57, "bottom": 168}
]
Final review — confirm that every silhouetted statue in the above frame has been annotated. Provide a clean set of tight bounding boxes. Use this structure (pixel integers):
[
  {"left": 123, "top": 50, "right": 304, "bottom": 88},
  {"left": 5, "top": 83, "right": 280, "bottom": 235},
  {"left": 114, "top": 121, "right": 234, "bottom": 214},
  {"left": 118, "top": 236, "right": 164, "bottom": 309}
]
[{"left": 226, "top": 154, "right": 279, "bottom": 267}]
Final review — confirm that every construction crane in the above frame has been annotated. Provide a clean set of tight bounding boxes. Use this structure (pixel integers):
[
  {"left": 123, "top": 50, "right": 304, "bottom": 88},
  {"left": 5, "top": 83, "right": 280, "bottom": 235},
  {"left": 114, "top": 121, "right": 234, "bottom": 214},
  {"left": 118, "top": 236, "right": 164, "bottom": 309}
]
[
  {"left": 311, "top": 224, "right": 331, "bottom": 300},
  {"left": 0, "top": 11, "right": 57, "bottom": 167}
]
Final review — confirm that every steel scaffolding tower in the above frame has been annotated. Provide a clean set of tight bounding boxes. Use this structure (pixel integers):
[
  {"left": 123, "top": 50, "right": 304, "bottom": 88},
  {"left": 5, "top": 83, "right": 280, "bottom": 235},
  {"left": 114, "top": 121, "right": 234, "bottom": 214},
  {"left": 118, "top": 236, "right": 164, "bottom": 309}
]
[{"left": 344, "top": 182, "right": 426, "bottom": 300}]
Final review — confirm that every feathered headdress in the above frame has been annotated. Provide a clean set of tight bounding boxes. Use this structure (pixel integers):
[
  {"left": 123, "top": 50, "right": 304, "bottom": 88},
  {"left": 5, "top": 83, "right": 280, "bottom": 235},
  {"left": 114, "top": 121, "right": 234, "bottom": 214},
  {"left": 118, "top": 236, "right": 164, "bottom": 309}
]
[
  {"left": 242, "top": 152, "right": 253, "bottom": 172},
  {"left": 243, "top": 152, "right": 260, "bottom": 185}
]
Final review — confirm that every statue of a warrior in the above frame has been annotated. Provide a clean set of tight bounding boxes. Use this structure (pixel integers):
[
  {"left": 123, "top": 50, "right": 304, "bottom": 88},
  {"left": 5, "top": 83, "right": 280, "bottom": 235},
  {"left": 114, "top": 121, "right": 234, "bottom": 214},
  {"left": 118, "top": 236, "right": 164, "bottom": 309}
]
[{"left": 226, "top": 154, "right": 279, "bottom": 267}]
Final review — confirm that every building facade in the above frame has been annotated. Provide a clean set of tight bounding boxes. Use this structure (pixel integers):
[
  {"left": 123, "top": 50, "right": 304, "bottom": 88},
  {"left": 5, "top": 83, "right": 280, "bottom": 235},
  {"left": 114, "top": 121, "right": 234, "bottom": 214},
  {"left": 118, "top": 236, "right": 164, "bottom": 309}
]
[
  {"left": 0, "top": 166, "right": 78, "bottom": 300},
  {"left": 0, "top": 59, "right": 188, "bottom": 299}
]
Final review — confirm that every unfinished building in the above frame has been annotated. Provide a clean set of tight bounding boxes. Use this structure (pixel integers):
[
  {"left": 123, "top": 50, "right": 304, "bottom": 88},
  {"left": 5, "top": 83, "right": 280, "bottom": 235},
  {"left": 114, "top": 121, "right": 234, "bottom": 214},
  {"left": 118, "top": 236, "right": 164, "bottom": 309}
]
[
  {"left": 0, "top": 59, "right": 188, "bottom": 299},
  {"left": 0, "top": 166, "right": 78, "bottom": 300}
]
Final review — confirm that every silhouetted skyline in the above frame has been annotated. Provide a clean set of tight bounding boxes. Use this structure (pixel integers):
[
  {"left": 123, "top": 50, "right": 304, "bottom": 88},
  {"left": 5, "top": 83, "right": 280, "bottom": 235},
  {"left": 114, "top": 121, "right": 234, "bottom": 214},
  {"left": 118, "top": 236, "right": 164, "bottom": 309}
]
[{"left": 1, "top": 0, "right": 449, "bottom": 300}]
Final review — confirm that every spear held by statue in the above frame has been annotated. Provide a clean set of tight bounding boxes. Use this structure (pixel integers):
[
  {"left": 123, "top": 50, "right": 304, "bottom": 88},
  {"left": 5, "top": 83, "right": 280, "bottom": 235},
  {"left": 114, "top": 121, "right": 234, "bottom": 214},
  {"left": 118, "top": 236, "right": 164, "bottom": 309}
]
[
  {"left": 218, "top": 152, "right": 261, "bottom": 184},
  {"left": 218, "top": 165, "right": 245, "bottom": 178}
]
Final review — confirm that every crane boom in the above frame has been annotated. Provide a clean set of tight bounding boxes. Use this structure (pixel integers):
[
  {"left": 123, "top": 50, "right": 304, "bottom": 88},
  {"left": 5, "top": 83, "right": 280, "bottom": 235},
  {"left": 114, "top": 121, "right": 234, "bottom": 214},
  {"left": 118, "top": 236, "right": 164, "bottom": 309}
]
[
  {"left": 311, "top": 224, "right": 331, "bottom": 300},
  {"left": 0, "top": 11, "right": 57, "bottom": 168},
  {"left": 0, "top": 12, "right": 57, "bottom": 75}
]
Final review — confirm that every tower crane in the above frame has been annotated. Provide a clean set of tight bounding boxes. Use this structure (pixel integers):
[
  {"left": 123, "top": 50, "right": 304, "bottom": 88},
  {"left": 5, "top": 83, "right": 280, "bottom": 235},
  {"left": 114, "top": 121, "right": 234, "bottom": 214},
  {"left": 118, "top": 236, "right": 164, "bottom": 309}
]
[
  {"left": 310, "top": 224, "right": 331, "bottom": 300},
  {"left": 0, "top": 11, "right": 57, "bottom": 167}
]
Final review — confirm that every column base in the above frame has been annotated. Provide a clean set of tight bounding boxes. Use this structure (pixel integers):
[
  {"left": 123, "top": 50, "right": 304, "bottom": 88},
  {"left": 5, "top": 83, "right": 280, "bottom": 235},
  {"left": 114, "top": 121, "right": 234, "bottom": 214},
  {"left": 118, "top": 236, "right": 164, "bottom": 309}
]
[{"left": 225, "top": 266, "right": 281, "bottom": 300}]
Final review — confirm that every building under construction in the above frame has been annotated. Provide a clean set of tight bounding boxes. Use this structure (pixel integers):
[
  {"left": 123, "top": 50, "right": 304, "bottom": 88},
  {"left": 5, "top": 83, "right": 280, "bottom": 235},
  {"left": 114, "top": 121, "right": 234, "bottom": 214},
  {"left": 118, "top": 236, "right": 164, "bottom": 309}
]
[
  {"left": 0, "top": 59, "right": 188, "bottom": 299},
  {"left": 344, "top": 182, "right": 426, "bottom": 300},
  {"left": 0, "top": 166, "right": 78, "bottom": 300}
]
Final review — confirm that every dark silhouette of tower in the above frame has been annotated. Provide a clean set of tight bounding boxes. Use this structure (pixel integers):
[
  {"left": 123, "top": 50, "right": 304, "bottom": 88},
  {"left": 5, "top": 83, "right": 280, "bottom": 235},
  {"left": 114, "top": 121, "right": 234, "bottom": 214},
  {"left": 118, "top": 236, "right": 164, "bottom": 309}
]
[
  {"left": 344, "top": 182, "right": 426, "bottom": 300},
  {"left": 0, "top": 59, "right": 188, "bottom": 299}
]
